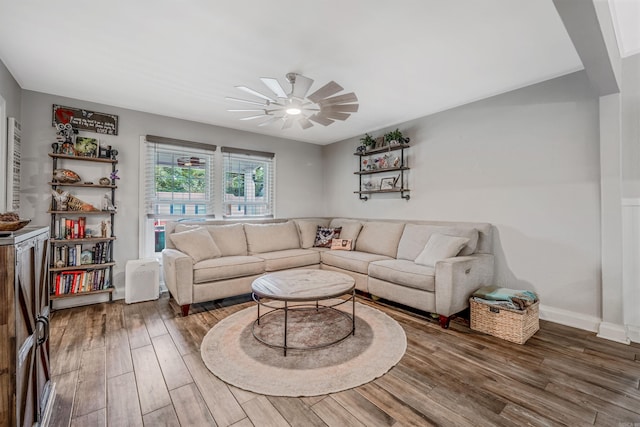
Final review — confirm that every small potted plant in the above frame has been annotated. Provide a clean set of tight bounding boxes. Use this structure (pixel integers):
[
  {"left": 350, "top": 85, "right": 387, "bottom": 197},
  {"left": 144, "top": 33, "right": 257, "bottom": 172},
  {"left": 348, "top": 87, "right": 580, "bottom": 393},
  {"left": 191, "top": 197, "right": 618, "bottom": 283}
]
[
  {"left": 359, "top": 133, "right": 376, "bottom": 151},
  {"left": 384, "top": 129, "right": 406, "bottom": 146}
]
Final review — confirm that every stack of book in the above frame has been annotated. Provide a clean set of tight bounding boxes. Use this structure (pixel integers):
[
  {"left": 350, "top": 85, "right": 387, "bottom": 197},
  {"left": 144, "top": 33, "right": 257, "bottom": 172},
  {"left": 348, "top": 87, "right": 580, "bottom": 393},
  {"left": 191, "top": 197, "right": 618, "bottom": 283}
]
[
  {"left": 54, "top": 216, "right": 87, "bottom": 239},
  {"left": 52, "top": 270, "right": 110, "bottom": 295},
  {"left": 53, "top": 241, "right": 112, "bottom": 267}
]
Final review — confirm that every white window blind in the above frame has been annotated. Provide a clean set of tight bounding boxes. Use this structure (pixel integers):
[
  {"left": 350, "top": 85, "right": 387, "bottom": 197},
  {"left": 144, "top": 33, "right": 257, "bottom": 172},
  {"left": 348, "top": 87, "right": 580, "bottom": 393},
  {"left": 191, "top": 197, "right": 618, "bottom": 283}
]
[
  {"left": 144, "top": 136, "right": 216, "bottom": 219},
  {"left": 222, "top": 147, "right": 275, "bottom": 218}
]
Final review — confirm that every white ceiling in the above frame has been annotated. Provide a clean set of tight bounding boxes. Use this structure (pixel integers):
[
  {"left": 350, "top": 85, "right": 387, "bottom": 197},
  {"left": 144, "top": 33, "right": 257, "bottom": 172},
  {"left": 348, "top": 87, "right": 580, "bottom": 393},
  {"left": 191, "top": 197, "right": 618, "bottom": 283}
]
[
  {"left": 609, "top": 0, "right": 640, "bottom": 57},
  {"left": 0, "top": 1, "right": 595, "bottom": 145}
]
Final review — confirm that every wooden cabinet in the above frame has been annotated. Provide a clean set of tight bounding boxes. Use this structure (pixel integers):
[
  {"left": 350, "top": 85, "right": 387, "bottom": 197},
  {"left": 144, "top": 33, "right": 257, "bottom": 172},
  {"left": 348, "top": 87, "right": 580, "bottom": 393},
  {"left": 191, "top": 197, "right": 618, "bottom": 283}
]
[
  {"left": 354, "top": 143, "right": 410, "bottom": 200},
  {"left": 48, "top": 153, "right": 117, "bottom": 304},
  {"left": 0, "top": 226, "right": 55, "bottom": 426}
]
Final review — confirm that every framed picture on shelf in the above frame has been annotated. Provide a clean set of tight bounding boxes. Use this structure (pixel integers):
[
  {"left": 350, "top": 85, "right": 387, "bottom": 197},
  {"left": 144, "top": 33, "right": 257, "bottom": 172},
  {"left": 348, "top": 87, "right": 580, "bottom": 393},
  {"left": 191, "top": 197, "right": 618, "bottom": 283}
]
[
  {"left": 380, "top": 177, "right": 396, "bottom": 190},
  {"left": 374, "top": 136, "right": 385, "bottom": 149},
  {"left": 75, "top": 137, "right": 99, "bottom": 157}
]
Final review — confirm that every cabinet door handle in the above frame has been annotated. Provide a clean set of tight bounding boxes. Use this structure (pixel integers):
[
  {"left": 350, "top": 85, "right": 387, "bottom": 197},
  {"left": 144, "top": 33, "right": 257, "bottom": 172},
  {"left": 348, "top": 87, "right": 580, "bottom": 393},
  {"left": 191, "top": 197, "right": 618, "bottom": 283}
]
[{"left": 36, "top": 316, "right": 49, "bottom": 346}]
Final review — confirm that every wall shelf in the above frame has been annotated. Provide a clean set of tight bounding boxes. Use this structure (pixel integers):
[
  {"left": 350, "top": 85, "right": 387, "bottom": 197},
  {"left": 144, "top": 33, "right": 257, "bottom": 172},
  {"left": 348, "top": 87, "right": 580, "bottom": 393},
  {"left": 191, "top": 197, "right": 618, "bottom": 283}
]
[
  {"left": 354, "top": 166, "right": 410, "bottom": 176},
  {"left": 50, "top": 288, "right": 114, "bottom": 300},
  {"left": 354, "top": 143, "right": 410, "bottom": 200},
  {"left": 49, "top": 149, "right": 118, "bottom": 304},
  {"left": 49, "top": 182, "right": 117, "bottom": 189},
  {"left": 49, "top": 153, "right": 118, "bottom": 164}
]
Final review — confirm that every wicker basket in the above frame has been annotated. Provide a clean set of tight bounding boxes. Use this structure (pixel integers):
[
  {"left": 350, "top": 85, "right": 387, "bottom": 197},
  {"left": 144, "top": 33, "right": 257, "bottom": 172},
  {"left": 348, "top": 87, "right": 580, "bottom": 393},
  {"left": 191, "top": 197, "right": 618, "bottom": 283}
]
[{"left": 470, "top": 298, "right": 539, "bottom": 344}]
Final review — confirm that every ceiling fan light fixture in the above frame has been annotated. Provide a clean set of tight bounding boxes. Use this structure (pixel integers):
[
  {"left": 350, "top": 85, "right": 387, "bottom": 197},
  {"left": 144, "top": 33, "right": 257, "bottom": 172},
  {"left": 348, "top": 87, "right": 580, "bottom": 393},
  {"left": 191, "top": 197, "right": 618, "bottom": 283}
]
[{"left": 227, "top": 72, "right": 358, "bottom": 130}]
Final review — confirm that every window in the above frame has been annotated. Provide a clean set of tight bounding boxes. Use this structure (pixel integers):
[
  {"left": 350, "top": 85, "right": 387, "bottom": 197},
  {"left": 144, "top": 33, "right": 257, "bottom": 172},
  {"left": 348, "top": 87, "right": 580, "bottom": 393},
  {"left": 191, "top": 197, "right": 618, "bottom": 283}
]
[
  {"left": 141, "top": 135, "right": 216, "bottom": 257},
  {"left": 222, "top": 147, "right": 275, "bottom": 218}
]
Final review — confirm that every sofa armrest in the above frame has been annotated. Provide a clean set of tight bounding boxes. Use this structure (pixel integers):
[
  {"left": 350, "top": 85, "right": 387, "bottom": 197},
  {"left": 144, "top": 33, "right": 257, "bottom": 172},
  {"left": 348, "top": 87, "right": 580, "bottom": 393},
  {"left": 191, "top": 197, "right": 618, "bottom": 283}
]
[
  {"left": 162, "top": 248, "right": 194, "bottom": 306},
  {"left": 434, "top": 254, "right": 494, "bottom": 317}
]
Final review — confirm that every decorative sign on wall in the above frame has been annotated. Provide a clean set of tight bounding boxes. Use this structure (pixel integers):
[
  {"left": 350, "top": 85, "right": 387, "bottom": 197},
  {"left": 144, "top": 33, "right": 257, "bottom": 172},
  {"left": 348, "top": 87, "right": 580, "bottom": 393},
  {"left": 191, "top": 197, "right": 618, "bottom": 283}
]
[
  {"left": 52, "top": 104, "right": 119, "bottom": 135},
  {"left": 7, "top": 118, "right": 21, "bottom": 210}
]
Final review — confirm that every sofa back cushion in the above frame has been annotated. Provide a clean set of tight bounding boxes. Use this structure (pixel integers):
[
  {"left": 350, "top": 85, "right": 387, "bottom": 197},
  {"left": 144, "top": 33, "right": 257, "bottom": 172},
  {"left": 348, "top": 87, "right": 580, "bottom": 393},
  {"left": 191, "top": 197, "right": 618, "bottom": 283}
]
[
  {"left": 329, "top": 219, "right": 363, "bottom": 250},
  {"left": 396, "top": 224, "right": 479, "bottom": 261},
  {"left": 355, "top": 221, "right": 405, "bottom": 258},
  {"left": 244, "top": 221, "right": 301, "bottom": 254},
  {"left": 206, "top": 223, "right": 248, "bottom": 256},
  {"left": 176, "top": 223, "right": 248, "bottom": 256},
  {"left": 294, "top": 219, "right": 331, "bottom": 249},
  {"left": 169, "top": 226, "right": 222, "bottom": 263}
]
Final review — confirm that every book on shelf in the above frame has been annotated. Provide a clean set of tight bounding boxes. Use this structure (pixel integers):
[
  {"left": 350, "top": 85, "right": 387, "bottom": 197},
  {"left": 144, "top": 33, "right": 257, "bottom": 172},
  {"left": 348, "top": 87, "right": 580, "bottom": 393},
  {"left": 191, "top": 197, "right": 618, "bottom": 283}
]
[
  {"left": 53, "top": 241, "right": 111, "bottom": 268},
  {"left": 52, "top": 269, "right": 109, "bottom": 295},
  {"left": 55, "top": 216, "right": 88, "bottom": 239}
]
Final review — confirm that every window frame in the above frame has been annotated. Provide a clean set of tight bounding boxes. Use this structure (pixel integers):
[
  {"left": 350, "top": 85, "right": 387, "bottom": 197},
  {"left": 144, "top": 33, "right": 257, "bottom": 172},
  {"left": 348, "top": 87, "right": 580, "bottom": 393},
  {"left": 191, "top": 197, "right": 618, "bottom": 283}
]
[
  {"left": 221, "top": 147, "right": 275, "bottom": 219},
  {"left": 138, "top": 135, "right": 217, "bottom": 259}
]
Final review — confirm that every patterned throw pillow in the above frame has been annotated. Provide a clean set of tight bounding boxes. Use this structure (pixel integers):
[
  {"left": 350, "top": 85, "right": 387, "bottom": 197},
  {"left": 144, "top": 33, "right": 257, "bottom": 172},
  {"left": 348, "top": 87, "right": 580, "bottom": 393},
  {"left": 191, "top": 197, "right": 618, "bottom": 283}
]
[{"left": 313, "top": 226, "right": 342, "bottom": 248}]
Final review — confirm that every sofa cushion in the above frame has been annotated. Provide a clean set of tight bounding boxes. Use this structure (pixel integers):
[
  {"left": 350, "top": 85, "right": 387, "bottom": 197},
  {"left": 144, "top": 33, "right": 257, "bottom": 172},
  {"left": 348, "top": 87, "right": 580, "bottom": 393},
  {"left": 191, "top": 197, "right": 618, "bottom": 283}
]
[
  {"left": 355, "top": 221, "right": 405, "bottom": 257},
  {"left": 244, "top": 221, "right": 301, "bottom": 254},
  {"left": 254, "top": 249, "right": 321, "bottom": 272},
  {"left": 169, "top": 227, "right": 222, "bottom": 263},
  {"left": 314, "top": 226, "right": 342, "bottom": 248},
  {"left": 414, "top": 233, "right": 470, "bottom": 267},
  {"left": 321, "top": 250, "right": 392, "bottom": 274},
  {"left": 193, "top": 255, "right": 265, "bottom": 283},
  {"left": 206, "top": 223, "right": 248, "bottom": 256},
  {"left": 368, "top": 259, "right": 436, "bottom": 292},
  {"left": 329, "top": 219, "right": 363, "bottom": 249},
  {"left": 295, "top": 219, "right": 330, "bottom": 249},
  {"left": 176, "top": 223, "right": 248, "bottom": 257},
  {"left": 396, "top": 224, "right": 479, "bottom": 260}
]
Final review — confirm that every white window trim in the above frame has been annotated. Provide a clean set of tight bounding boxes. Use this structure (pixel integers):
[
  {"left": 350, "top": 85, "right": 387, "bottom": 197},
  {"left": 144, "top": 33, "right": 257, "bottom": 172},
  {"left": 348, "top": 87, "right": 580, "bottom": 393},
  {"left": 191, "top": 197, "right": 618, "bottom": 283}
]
[
  {"left": 138, "top": 135, "right": 217, "bottom": 259},
  {"left": 221, "top": 147, "right": 275, "bottom": 219}
]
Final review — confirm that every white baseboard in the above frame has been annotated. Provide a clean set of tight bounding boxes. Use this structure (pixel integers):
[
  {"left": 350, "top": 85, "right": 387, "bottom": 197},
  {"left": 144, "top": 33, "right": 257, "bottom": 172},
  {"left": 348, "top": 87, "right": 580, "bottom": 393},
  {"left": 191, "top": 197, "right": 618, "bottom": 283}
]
[
  {"left": 627, "top": 325, "right": 640, "bottom": 344},
  {"left": 597, "top": 322, "right": 631, "bottom": 344},
  {"left": 538, "top": 304, "right": 600, "bottom": 333},
  {"left": 539, "top": 305, "right": 636, "bottom": 345}
]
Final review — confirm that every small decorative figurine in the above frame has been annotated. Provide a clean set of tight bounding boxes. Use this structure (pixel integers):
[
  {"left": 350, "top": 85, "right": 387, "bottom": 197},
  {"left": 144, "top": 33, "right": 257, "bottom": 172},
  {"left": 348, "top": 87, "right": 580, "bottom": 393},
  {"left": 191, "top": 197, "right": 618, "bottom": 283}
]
[
  {"left": 55, "top": 122, "right": 77, "bottom": 144},
  {"left": 53, "top": 169, "right": 81, "bottom": 183},
  {"left": 60, "top": 141, "right": 75, "bottom": 155},
  {"left": 99, "top": 177, "right": 111, "bottom": 186},
  {"left": 51, "top": 189, "right": 69, "bottom": 210},
  {"left": 102, "top": 193, "right": 117, "bottom": 212}
]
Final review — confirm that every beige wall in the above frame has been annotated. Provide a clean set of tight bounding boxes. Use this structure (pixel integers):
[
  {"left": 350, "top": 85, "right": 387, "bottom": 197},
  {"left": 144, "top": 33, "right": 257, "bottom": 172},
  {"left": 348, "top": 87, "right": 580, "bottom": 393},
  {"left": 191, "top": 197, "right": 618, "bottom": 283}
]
[
  {"left": 323, "top": 71, "right": 602, "bottom": 320},
  {"left": 19, "top": 90, "right": 326, "bottom": 297}
]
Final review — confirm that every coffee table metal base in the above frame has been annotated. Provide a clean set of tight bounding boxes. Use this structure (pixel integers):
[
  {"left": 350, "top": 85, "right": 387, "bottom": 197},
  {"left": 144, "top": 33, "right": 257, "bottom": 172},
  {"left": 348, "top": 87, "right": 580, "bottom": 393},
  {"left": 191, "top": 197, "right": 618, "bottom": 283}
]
[{"left": 251, "top": 291, "right": 356, "bottom": 356}]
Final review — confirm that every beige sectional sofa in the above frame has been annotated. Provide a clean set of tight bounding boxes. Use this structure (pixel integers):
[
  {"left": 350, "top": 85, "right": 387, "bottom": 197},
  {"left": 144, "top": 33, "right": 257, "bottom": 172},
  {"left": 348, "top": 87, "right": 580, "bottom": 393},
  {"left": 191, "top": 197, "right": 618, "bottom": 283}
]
[{"left": 162, "top": 218, "right": 494, "bottom": 327}]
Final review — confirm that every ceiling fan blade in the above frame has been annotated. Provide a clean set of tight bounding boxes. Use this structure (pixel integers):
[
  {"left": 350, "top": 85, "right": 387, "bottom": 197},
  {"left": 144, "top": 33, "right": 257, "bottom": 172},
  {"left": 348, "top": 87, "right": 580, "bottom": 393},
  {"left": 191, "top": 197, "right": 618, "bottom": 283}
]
[
  {"left": 258, "top": 116, "right": 281, "bottom": 127},
  {"left": 322, "top": 111, "right": 350, "bottom": 121},
  {"left": 225, "top": 97, "right": 268, "bottom": 107},
  {"left": 308, "top": 114, "right": 335, "bottom": 126},
  {"left": 291, "top": 74, "right": 314, "bottom": 99},
  {"left": 319, "top": 92, "right": 358, "bottom": 106},
  {"left": 227, "top": 109, "right": 266, "bottom": 112},
  {"left": 307, "top": 81, "right": 344, "bottom": 103},
  {"left": 240, "top": 114, "right": 267, "bottom": 121},
  {"left": 260, "top": 77, "right": 288, "bottom": 99},
  {"left": 236, "top": 86, "right": 276, "bottom": 102},
  {"left": 320, "top": 104, "right": 359, "bottom": 113},
  {"left": 282, "top": 116, "right": 295, "bottom": 129},
  {"left": 299, "top": 117, "right": 314, "bottom": 129}
]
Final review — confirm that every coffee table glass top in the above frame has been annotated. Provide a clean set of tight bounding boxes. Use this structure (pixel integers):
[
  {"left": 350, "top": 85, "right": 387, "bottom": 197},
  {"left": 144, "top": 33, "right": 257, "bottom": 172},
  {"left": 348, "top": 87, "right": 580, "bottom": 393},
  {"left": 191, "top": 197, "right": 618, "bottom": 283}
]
[{"left": 251, "top": 269, "right": 355, "bottom": 301}]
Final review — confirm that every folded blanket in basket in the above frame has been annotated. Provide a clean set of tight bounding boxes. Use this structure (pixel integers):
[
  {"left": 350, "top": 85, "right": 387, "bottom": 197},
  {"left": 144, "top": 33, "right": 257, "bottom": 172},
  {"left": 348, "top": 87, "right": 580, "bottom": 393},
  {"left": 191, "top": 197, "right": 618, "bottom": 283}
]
[{"left": 473, "top": 285, "right": 538, "bottom": 310}]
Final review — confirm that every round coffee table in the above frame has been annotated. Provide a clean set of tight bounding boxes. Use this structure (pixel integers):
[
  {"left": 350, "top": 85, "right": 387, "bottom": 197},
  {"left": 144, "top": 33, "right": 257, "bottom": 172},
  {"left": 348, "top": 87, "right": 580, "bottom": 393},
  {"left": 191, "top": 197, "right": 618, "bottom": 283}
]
[{"left": 251, "top": 269, "right": 356, "bottom": 356}]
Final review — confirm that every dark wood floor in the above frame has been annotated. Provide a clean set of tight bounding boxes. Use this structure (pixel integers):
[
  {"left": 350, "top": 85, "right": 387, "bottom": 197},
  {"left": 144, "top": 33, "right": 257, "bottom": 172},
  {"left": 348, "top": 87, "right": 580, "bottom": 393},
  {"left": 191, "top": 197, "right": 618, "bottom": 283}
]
[{"left": 48, "top": 293, "right": 640, "bottom": 427}]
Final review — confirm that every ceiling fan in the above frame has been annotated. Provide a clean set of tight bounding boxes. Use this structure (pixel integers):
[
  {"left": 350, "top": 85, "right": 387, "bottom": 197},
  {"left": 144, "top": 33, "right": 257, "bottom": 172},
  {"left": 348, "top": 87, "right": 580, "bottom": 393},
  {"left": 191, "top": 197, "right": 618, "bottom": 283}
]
[{"left": 226, "top": 72, "right": 359, "bottom": 130}]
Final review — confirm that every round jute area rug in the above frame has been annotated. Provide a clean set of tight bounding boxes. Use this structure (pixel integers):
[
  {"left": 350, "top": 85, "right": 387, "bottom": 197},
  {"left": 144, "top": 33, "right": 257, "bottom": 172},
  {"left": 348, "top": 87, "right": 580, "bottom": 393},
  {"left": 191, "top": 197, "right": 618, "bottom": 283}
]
[{"left": 200, "top": 300, "right": 407, "bottom": 397}]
